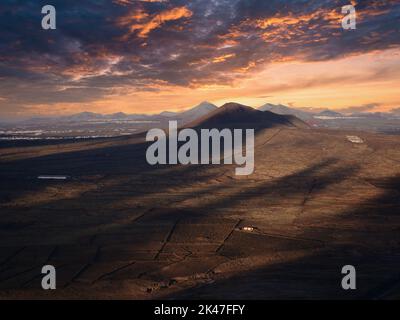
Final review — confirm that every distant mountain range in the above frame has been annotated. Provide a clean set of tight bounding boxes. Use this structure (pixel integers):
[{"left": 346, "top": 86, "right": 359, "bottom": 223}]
[
  {"left": 20, "top": 102, "right": 400, "bottom": 127},
  {"left": 316, "top": 110, "right": 344, "bottom": 118},
  {"left": 258, "top": 103, "right": 314, "bottom": 120},
  {"left": 24, "top": 101, "right": 219, "bottom": 125},
  {"left": 258, "top": 103, "right": 400, "bottom": 121}
]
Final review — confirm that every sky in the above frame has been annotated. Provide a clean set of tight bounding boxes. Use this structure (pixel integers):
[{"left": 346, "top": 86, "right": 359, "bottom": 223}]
[{"left": 0, "top": 0, "right": 399, "bottom": 119}]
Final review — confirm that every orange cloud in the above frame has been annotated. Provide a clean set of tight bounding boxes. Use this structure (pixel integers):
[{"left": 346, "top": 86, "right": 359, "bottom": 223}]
[
  {"left": 236, "top": 61, "right": 256, "bottom": 73},
  {"left": 118, "top": 8, "right": 149, "bottom": 23},
  {"left": 254, "top": 15, "right": 306, "bottom": 29},
  {"left": 212, "top": 53, "right": 236, "bottom": 63},
  {"left": 119, "top": 6, "right": 193, "bottom": 38}
]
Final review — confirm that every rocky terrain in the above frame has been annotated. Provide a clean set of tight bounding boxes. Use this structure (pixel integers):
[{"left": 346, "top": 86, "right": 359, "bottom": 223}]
[{"left": 0, "top": 104, "right": 399, "bottom": 299}]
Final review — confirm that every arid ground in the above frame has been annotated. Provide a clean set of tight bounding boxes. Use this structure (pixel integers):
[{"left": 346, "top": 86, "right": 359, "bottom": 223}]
[{"left": 1, "top": 117, "right": 400, "bottom": 299}]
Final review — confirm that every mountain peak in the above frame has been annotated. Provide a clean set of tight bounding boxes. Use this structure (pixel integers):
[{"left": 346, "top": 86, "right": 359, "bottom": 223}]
[
  {"left": 179, "top": 101, "right": 218, "bottom": 124},
  {"left": 63, "top": 111, "right": 104, "bottom": 121},
  {"left": 160, "top": 111, "right": 178, "bottom": 117},
  {"left": 198, "top": 101, "right": 214, "bottom": 106},
  {"left": 110, "top": 112, "right": 127, "bottom": 116},
  {"left": 187, "top": 102, "right": 307, "bottom": 129},
  {"left": 317, "top": 110, "right": 343, "bottom": 117},
  {"left": 219, "top": 102, "right": 256, "bottom": 112},
  {"left": 190, "top": 101, "right": 218, "bottom": 111},
  {"left": 106, "top": 112, "right": 128, "bottom": 119}
]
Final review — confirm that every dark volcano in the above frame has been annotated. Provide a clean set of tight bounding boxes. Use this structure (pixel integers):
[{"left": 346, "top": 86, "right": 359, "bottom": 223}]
[{"left": 187, "top": 102, "right": 309, "bottom": 129}]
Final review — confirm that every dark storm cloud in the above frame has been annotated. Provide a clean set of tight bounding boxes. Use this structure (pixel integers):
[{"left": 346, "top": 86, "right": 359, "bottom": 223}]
[{"left": 0, "top": 0, "right": 399, "bottom": 110}]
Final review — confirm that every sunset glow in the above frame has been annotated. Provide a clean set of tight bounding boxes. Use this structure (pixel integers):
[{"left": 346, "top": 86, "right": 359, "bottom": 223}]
[{"left": 1, "top": 0, "right": 399, "bottom": 119}]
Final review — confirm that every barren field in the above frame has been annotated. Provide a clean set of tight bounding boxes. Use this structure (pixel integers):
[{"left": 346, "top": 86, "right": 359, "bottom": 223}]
[{"left": 0, "top": 127, "right": 400, "bottom": 299}]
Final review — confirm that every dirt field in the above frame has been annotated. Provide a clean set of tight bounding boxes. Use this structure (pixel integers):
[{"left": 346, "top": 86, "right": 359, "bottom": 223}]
[{"left": 0, "top": 127, "right": 400, "bottom": 299}]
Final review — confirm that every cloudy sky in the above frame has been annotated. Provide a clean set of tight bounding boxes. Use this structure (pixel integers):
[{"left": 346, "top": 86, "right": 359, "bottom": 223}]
[{"left": 0, "top": 0, "right": 399, "bottom": 119}]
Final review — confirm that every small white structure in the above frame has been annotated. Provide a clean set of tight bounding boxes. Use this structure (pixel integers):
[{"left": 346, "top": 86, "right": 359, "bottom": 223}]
[
  {"left": 346, "top": 135, "right": 364, "bottom": 144},
  {"left": 241, "top": 226, "right": 255, "bottom": 232},
  {"left": 37, "top": 175, "right": 69, "bottom": 180}
]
